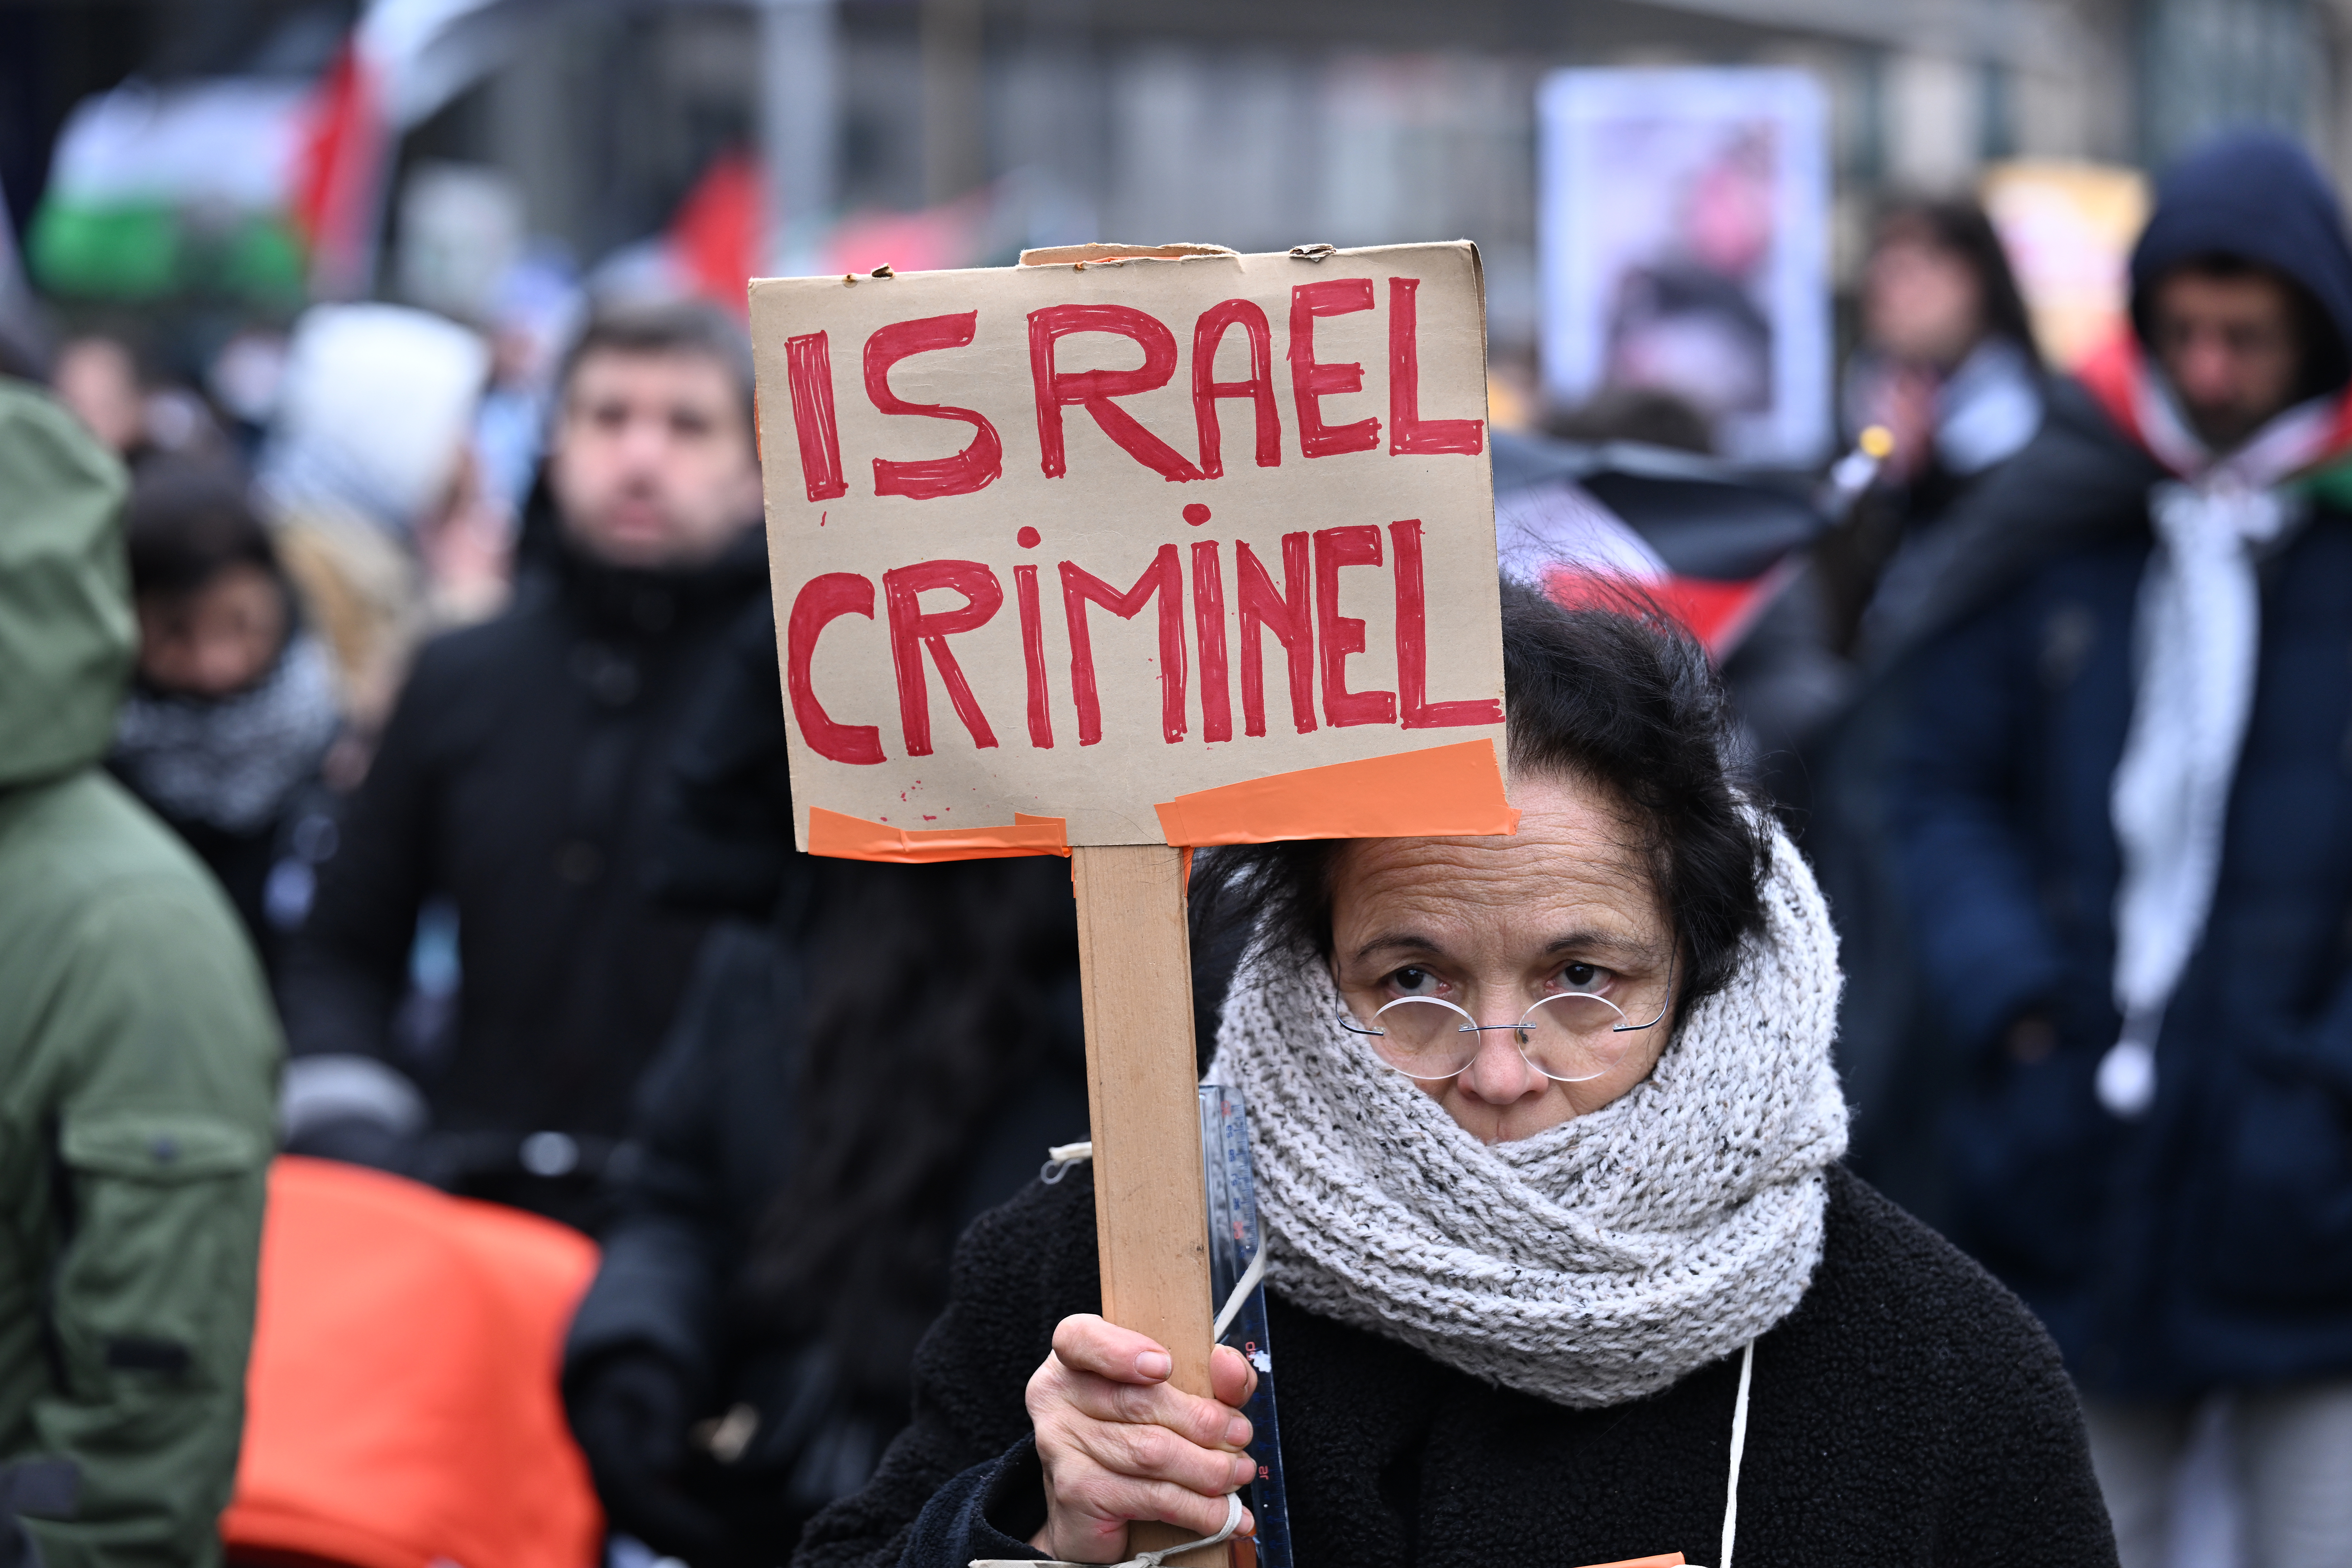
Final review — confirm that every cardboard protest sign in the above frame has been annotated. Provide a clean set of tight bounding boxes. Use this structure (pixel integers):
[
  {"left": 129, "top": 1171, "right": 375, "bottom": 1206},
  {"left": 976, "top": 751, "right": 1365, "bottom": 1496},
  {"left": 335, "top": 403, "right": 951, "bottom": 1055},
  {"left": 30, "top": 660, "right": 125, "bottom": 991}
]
[{"left": 750, "top": 241, "right": 1509, "bottom": 853}]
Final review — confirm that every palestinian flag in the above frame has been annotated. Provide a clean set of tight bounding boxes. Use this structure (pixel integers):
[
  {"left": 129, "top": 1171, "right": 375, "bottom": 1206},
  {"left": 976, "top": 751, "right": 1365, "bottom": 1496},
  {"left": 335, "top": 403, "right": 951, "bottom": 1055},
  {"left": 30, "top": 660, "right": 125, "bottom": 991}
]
[
  {"left": 27, "top": 76, "right": 323, "bottom": 303},
  {"left": 1491, "top": 429, "right": 1827, "bottom": 660}
]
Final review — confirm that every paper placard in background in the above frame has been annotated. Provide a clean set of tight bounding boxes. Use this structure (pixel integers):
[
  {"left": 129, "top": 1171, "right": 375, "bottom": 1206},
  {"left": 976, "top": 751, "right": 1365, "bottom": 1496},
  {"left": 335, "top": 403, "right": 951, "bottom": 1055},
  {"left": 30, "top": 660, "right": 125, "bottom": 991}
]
[
  {"left": 751, "top": 241, "right": 1508, "bottom": 850},
  {"left": 1537, "top": 68, "right": 1831, "bottom": 467}
]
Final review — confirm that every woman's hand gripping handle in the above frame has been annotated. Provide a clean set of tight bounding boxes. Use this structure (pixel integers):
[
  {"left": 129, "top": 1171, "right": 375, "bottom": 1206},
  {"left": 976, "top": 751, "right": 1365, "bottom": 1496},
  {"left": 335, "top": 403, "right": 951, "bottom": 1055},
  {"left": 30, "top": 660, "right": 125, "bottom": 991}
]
[{"left": 1025, "top": 1313, "right": 1259, "bottom": 1564}]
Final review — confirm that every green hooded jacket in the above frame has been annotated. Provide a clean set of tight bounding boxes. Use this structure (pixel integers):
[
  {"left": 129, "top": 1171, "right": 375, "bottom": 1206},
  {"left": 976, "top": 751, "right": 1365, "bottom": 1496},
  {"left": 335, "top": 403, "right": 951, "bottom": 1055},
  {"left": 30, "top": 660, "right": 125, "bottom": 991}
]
[{"left": 0, "top": 378, "right": 280, "bottom": 1568}]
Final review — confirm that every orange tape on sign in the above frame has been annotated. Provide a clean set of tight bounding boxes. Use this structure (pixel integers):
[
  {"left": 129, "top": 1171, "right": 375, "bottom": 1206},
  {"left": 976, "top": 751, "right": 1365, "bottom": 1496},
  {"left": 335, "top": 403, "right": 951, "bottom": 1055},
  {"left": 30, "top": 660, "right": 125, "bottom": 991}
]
[
  {"left": 1575, "top": 1556, "right": 1685, "bottom": 1568},
  {"left": 807, "top": 808, "right": 1071, "bottom": 863},
  {"left": 1153, "top": 739, "right": 1519, "bottom": 847}
]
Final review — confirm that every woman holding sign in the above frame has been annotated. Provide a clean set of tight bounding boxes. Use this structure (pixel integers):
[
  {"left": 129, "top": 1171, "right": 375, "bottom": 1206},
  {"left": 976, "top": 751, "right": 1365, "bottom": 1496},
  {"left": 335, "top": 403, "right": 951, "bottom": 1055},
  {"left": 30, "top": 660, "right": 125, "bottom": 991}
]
[{"left": 795, "top": 585, "right": 2115, "bottom": 1567}]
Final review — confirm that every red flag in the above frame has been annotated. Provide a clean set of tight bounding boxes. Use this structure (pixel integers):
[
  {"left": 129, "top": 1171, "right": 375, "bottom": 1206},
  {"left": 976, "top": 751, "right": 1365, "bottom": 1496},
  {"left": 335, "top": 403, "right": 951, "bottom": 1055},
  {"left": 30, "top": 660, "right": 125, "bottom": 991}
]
[
  {"left": 291, "top": 44, "right": 385, "bottom": 299},
  {"left": 670, "top": 151, "right": 765, "bottom": 317}
]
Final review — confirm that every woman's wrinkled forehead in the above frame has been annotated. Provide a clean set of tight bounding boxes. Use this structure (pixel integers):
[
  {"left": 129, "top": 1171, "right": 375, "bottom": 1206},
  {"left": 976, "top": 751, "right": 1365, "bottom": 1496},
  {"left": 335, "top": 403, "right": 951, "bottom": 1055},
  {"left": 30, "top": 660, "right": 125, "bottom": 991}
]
[{"left": 1330, "top": 773, "right": 1668, "bottom": 950}]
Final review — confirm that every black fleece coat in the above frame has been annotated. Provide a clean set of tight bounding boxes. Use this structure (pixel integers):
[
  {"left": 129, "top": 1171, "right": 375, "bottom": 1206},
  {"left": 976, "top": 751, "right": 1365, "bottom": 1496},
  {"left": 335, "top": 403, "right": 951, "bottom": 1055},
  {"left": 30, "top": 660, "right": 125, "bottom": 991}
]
[
  {"left": 279, "top": 533, "right": 767, "bottom": 1220},
  {"left": 795, "top": 1163, "right": 2115, "bottom": 1568}
]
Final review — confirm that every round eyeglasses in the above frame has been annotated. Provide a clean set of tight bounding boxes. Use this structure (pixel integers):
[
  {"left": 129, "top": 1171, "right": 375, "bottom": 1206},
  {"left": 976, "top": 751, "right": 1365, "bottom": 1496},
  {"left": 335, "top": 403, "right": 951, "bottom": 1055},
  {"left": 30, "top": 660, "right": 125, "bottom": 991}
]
[{"left": 1336, "top": 957, "right": 1674, "bottom": 1083}]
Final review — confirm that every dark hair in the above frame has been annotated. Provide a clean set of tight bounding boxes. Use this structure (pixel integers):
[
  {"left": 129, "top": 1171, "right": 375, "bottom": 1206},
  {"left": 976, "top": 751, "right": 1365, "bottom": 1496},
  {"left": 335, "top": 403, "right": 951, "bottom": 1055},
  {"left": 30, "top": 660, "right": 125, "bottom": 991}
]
[
  {"left": 1191, "top": 580, "right": 1769, "bottom": 1014},
  {"left": 1875, "top": 197, "right": 2042, "bottom": 365},
  {"left": 556, "top": 300, "right": 757, "bottom": 431},
  {"left": 122, "top": 462, "right": 282, "bottom": 601},
  {"left": 2144, "top": 251, "right": 2349, "bottom": 398},
  {"left": 737, "top": 856, "right": 1081, "bottom": 1399}
]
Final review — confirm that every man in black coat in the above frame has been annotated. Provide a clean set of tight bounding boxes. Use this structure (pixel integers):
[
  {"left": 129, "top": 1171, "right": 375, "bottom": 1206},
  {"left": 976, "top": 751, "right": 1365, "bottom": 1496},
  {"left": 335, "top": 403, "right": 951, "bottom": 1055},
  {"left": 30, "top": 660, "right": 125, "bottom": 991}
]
[
  {"left": 277, "top": 302, "right": 768, "bottom": 1229},
  {"left": 1881, "top": 131, "right": 2352, "bottom": 1565}
]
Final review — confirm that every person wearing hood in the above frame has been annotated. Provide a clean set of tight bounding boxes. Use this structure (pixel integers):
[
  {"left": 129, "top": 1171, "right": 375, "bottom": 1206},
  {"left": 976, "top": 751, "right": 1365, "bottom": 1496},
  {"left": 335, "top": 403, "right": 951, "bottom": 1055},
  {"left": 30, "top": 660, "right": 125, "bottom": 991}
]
[
  {"left": 0, "top": 378, "right": 280, "bottom": 1568},
  {"left": 276, "top": 301, "right": 768, "bottom": 1231},
  {"left": 1880, "top": 129, "right": 2352, "bottom": 1565}
]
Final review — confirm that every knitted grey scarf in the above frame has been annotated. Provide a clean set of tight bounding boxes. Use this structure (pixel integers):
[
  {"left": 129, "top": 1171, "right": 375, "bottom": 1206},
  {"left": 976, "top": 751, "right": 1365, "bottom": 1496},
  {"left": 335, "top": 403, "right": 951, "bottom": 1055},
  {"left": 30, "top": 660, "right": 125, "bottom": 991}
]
[{"left": 1207, "top": 827, "right": 1848, "bottom": 1410}]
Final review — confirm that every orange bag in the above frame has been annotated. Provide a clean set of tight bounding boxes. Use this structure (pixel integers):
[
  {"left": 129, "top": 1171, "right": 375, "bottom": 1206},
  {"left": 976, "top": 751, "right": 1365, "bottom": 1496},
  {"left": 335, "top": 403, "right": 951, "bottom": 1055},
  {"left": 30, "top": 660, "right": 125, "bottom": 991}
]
[{"left": 221, "top": 1157, "right": 604, "bottom": 1568}]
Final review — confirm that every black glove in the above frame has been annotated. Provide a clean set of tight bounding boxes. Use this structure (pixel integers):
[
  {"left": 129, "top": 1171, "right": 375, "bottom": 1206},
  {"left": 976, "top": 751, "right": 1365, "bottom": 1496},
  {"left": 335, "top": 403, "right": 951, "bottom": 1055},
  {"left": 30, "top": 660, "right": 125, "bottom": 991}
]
[{"left": 564, "top": 1349, "right": 731, "bottom": 1563}]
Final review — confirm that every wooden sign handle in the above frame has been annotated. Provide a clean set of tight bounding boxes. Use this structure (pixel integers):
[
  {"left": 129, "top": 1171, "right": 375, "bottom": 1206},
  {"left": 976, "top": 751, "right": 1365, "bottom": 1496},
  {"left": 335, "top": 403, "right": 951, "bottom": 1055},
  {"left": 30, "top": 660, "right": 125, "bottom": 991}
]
[{"left": 1070, "top": 845, "right": 1230, "bottom": 1568}]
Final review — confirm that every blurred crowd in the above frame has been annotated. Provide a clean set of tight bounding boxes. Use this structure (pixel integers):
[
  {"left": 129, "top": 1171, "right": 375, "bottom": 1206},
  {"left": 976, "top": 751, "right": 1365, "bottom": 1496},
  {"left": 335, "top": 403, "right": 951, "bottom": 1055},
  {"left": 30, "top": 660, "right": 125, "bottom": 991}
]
[{"left": 6, "top": 119, "right": 2352, "bottom": 1568}]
